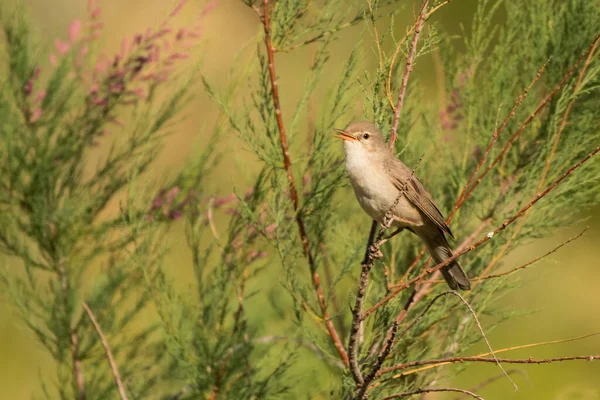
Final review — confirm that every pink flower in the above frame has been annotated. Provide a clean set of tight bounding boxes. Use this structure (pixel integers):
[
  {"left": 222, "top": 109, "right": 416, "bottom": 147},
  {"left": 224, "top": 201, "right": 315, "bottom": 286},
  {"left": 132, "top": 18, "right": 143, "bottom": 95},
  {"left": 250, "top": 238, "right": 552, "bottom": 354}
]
[
  {"left": 34, "top": 91, "right": 47, "bottom": 103},
  {"left": 133, "top": 87, "right": 146, "bottom": 98},
  {"left": 169, "top": 52, "right": 189, "bottom": 60},
  {"left": 120, "top": 39, "right": 128, "bottom": 59},
  {"left": 69, "top": 20, "right": 82, "bottom": 43},
  {"left": 166, "top": 187, "right": 180, "bottom": 205},
  {"left": 169, "top": 210, "right": 183, "bottom": 220},
  {"left": 201, "top": 0, "right": 216, "bottom": 17},
  {"left": 55, "top": 39, "right": 70, "bottom": 55},
  {"left": 151, "top": 190, "right": 166, "bottom": 209},
  {"left": 109, "top": 118, "right": 125, "bottom": 127},
  {"left": 169, "top": 0, "right": 189, "bottom": 18},
  {"left": 30, "top": 109, "right": 43, "bottom": 123},
  {"left": 24, "top": 80, "right": 33, "bottom": 96},
  {"left": 90, "top": 7, "right": 102, "bottom": 19}
]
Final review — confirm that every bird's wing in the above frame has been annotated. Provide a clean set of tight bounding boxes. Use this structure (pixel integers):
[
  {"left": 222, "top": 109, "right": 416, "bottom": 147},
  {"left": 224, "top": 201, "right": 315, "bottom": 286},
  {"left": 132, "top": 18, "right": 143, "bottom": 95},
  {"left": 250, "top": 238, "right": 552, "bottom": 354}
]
[{"left": 384, "top": 157, "right": 454, "bottom": 239}]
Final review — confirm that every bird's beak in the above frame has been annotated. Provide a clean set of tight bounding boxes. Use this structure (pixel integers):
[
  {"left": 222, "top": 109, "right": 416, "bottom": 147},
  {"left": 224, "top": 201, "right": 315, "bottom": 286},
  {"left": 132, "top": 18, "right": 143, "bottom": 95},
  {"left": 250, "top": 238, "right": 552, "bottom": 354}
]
[{"left": 333, "top": 128, "right": 357, "bottom": 141}]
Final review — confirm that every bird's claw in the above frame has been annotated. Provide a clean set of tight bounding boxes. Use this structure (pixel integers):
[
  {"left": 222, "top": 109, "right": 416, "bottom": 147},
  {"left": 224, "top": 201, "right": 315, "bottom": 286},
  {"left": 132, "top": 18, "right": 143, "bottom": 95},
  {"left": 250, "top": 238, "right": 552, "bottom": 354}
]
[{"left": 369, "top": 244, "right": 383, "bottom": 259}]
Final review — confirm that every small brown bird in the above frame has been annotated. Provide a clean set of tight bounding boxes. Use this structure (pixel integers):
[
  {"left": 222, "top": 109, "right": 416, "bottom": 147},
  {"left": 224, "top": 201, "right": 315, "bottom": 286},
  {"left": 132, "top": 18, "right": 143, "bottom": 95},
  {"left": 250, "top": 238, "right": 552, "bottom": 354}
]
[{"left": 334, "top": 121, "right": 471, "bottom": 290}]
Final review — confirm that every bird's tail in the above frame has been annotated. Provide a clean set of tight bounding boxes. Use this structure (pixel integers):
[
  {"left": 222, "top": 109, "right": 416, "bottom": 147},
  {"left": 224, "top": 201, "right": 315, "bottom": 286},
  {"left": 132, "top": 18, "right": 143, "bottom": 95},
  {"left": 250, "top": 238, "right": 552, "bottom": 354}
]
[{"left": 423, "top": 232, "right": 471, "bottom": 290}]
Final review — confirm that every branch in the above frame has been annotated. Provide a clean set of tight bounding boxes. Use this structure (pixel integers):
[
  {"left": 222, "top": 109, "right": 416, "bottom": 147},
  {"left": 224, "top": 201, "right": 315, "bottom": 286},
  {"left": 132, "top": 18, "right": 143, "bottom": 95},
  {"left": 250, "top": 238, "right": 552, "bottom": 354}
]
[
  {"left": 538, "top": 36, "right": 599, "bottom": 188},
  {"left": 82, "top": 302, "right": 129, "bottom": 400},
  {"left": 363, "top": 291, "right": 515, "bottom": 398},
  {"left": 260, "top": 0, "right": 348, "bottom": 366},
  {"left": 382, "top": 387, "right": 483, "bottom": 400},
  {"left": 367, "top": 331, "right": 600, "bottom": 390},
  {"left": 389, "top": 0, "right": 429, "bottom": 148},
  {"left": 364, "top": 145, "right": 600, "bottom": 317},
  {"left": 460, "top": 369, "right": 528, "bottom": 397},
  {"left": 58, "top": 264, "right": 86, "bottom": 400},
  {"left": 347, "top": 0, "right": 431, "bottom": 387},
  {"left": 472, "top": 227, "right": 588, "bottom": 281},
  {"left": 447, "top": 57, "right": 552, "bottom": 223},
  {"left": 386, "top": 0, "right": 453, "bottom": 109},
  {"left": 392, "top": 218, "right": 490, "bottom": 289},
  {"left": 459, "top": 35, "right": 600, "bottom": 211},
  {"left": 71, "top": 331, "right": 86, "bottom": 400},
  {"left": 348, "top": 223, "right": 378, "bottom": 385},
  {"left": 474, "top": 35, "right": 600, "bottom": 283},
  {"left": 378, "top": 354, "right": 599, "bottom": 378}
]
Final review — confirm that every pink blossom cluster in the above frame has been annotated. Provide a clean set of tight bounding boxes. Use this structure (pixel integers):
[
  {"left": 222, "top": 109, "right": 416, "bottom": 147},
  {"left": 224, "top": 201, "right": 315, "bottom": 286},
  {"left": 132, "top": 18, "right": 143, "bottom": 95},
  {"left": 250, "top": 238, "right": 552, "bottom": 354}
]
[
  {"left": 27, "top": 0, "right": 215, "bottom": 132},
  {"left": 23, "top": 67, "right": 45, "bottom": 123},
  {"left": 440, "top": 68, "right": 472, "bottom": 135},
  {"left": 440, "top": 89, "right": 463, "bottom": 133},
  {"left": 148, "top": 184, "right": 271, "bottom": 263}
]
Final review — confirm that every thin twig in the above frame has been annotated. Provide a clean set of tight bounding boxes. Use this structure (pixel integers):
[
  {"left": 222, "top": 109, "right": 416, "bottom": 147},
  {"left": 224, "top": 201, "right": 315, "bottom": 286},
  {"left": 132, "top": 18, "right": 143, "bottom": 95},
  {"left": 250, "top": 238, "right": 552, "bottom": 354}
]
[
  {"left": 386, "top": 0, "right": 453, "bottom": 109},
  {"left": 459, "top": 36, "right": 600, "bottom": 212},
  {"left": 371, "top": 291, "right": 515, "bottom": 393},
  {"left": 459, "top": 369, "right": 527, "bottom": 399},
  {"left": 538, "top": 37, "right": 599, "bottom": 190},
  {"left": 358, "top": 265, "right": 514, "bottom": 398},
  {"left": 472, "top": 227, "right": 588, "bottom": 281},
  {"left": 82, "top": 302, "right": 129, "bottom": 400},
  {"left": 370, "top": 331, "right": 600, "bottom": 389},
  {"left": 475, "top": 35, "right": 600, "bottom": 283},
  {"left": 260, "top": 0, "right": 349, "bottom": 366},
  {"left": 378, "top": 354, "right": 599, "bottom": 378},
  {"left": 367, "top": 0, "right": 384, "bottom": 70},
  {"left": 448, "top": 292, "right": 517, "bottom": 390},
  {"left": 393, "top": 219, "right": 491, "bottom": 288},
  {"left": 389, "top": 0, "right": 429, "bottom": 148},
  {"left": 364, "top": 145, "right": 600, "bottom": 317},
  {"left": 447, "top": 57, "right": 551, "bottom": 223},
  {"left": 382, "top": 387, "right": 483, "bottom": 400}
]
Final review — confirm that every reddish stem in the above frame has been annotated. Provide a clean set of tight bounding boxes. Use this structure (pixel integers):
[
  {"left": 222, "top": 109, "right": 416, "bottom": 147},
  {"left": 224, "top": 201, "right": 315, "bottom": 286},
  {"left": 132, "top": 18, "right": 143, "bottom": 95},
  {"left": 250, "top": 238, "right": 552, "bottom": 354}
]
[{"left": 261, "top": 0, "right": 349, "bottom": 367}]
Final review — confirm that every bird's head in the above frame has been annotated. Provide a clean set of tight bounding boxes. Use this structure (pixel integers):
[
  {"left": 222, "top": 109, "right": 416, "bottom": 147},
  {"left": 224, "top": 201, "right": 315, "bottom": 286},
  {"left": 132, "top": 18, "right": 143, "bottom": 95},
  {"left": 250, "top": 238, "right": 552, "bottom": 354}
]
[{"left": 333, "top": 121, "right": 387, "bottom": 156}]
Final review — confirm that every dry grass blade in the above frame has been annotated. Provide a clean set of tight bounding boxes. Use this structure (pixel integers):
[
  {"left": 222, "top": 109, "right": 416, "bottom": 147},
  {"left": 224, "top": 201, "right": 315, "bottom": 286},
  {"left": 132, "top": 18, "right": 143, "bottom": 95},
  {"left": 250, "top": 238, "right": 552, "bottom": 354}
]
[{"left": 82, "top": 302, "right": 129, "bottom": 400}]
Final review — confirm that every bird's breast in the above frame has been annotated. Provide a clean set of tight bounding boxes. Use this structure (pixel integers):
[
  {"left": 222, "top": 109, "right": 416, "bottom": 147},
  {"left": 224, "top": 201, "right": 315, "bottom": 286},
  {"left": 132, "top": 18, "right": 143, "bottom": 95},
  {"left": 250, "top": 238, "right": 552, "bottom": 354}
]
[{"left": 344, "top": 148, "right": 422, "bottom": 227}]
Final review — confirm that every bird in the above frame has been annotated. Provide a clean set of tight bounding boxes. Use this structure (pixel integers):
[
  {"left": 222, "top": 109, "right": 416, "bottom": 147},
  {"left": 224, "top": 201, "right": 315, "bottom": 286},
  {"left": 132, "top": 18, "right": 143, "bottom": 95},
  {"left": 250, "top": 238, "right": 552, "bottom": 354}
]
[{"left": 334, "top": 121, "right": 471, "bottom": 290}]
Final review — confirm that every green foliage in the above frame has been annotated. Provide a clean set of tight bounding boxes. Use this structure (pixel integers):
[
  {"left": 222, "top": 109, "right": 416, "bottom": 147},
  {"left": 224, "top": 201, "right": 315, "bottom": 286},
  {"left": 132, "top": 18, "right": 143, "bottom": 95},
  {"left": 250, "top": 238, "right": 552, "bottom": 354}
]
[{"left": 1, "top": 0, "right": 599, "bottom": 399}]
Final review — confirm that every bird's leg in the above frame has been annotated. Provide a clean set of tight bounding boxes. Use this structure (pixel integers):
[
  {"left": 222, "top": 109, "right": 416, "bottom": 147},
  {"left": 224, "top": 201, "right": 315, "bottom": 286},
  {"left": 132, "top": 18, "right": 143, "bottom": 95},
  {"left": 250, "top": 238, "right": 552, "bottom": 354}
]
[
  {"left": 369, "top": 227, "right": 404, "bottom": 260},
  {"left": 380, "top": 227, "right": 404, "bottom": 243}
]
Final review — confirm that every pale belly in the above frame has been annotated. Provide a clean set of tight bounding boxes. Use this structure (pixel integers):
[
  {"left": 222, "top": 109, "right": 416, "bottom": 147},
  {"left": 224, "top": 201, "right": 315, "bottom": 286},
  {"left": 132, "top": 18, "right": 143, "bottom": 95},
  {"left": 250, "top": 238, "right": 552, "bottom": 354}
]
[{"left": 348, "top": 169, "right": 423, "bottom": 228}]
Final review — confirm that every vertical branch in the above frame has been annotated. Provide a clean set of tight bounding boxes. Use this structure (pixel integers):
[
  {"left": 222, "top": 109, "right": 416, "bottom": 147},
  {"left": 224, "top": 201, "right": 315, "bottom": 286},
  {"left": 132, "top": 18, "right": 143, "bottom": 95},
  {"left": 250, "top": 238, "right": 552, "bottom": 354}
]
[
  {"left": 348, "top": 0, "right": 430, "bottom": 391},
  {"left": 389, "top": 0, "right": 429, "bottom": 148},
  {"left": 82, "top": 302, "right": 129, "bottom": 400},
  {"left": 71, "top": 331, "right": 86, "bottom": 400},
  {"left": 348, "top": 222, "right": 378, "bottom": 385},
  {"left": 58, "top": 264, "right": 86, "bottom": 400},
  {"left": 260, "top": 0, "right": 349, "bottom": 366}
]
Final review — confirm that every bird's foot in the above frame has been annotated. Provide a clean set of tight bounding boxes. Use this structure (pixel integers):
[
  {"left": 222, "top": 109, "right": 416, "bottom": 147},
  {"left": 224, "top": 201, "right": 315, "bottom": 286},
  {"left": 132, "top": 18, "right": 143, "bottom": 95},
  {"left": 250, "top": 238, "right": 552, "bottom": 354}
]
[{"left": 369, "top": 244, "right": 383, "bottom": 260}]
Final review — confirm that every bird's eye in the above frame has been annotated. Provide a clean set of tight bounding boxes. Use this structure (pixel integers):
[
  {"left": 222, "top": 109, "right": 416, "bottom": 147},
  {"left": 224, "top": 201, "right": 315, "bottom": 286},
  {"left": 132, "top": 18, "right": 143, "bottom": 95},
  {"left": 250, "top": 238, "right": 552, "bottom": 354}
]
[{"left": 363, "top": 133, "right": 370, "bottom": 140}]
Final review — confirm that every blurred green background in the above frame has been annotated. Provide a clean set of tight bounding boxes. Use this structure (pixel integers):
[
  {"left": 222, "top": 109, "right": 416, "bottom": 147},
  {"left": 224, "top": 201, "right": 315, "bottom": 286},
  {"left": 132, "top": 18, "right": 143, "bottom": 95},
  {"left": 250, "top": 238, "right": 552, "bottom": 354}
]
[{"left": 1, "top": 0, "right": 598, "bottom": 398}]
